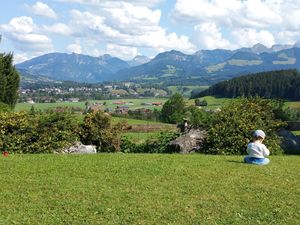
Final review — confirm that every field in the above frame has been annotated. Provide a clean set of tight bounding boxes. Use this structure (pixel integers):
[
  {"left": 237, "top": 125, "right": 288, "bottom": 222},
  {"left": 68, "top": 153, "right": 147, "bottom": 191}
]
[
  {"left": 16, "top": 96, "right": 300, "bottom": 113},
  {"left": 167, "top": 86, "right": 209, "bottom": 96},
  {"left": 112, "top": 117, "right": 165, "bottom": 125},
  {"left": 187, "top": 96, "right": 231, "bottom": 109},
  {"left": 292, "top": 130, "right": 300, "bottom": 136},
  {"left": 15, "top": 98, "right": 168, "bottom": 112},
  {"left": 286, "top": 101, "right": 300, "bottom": 109},
  {"left": 0, "top": 154, "right": 299, "bottom": 224},
  {"left": 122, "top": 132, "right": 161, "bottom": 143}
]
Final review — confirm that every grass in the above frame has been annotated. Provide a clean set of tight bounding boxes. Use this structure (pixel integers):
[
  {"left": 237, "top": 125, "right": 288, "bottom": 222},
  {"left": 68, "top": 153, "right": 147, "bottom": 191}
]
[
  {"left": 111, "top": 117, "right": 165, "bottom": 125},
  {"left": 16, "top": 96, "right": 300, "bottom": 113},
  {"left": 285, "top": 101, "right": 300, "bottom": 109},
  {"left": 167, "top": 86, "right": 209, "bottom": 97},
  {"left": 187, "top": 96, "right": 231, "bottom": 109},
  {"left": 189, "top": 96, "right": 300, "bottom": 110},
  {"left": 122, "top": 132, "right": 160, "bottom": 143},
  {"left": 292, "top": 131, "right": 300, "bottom": 136},
  {"left": 0, "top": 154, "right": 299, "bottom": 224},
  {"left": 15, "top": 98, "right": 168, "bottom": 112}
]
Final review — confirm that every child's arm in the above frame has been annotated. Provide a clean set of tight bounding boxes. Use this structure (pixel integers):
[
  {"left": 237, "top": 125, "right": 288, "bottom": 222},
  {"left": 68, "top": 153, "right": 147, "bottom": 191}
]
[
  {"left": 246, "top": 143, "right": 252, "bottom": 155},
  {"left": 262, "top": 144, "right": 270, "bottom": 156}
]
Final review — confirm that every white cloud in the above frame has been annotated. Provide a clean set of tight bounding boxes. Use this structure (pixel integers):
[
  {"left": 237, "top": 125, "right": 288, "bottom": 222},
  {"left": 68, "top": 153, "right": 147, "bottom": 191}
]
[
  {"left": 1, "top": 16, "right": 36, "bottom": 34},
  {"left": 102, "top": 2, "right": 161, "bottom": 35},
  {"left": 173, "top": 0, "right": 281, "bottom": 28},
  {"left": 67, "top": 41, "right": 82, "bottom": 54},
  {"left": 277, "top": 31, "right": 300, "bottom": 45},
  {"left": 67, "top": 6, "right": 196, "bottom": 54},
  {"left": 173, "top": 0, "right": 229, "bottom": 23},
  {"left": 173, "top": 0, "right": 300, "bottom": 49},
  {"left": 231, "top": 29, "right": 275, "bottom": 48},
  {"left": 194, "top": 22, "right": 234, "bottom": 50},
  {"left": 106, "top": 44, "right": 138, "bottom": 60},
  {"left": 0, "top": 16, "right": 53, "bottom": 53},
  {"left": 284, "top": 9, "right": 300, "bottom": 30},
  {"left": 13, "top": 53, "right": 32, "bottom": 64},
  {"left": 28, "top": 1, "right": 57, "bottom": 19},
  {"left": 41, "top": 23, "right": 73, "bottom": 35},
  {"left": 57, "top": 0, "right": 162, "bottom": 7}
]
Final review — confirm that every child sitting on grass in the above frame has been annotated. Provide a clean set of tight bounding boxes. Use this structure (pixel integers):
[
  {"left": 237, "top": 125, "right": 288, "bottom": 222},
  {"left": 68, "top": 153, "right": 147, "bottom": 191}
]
[{"left": 244, "top": 130, "right": 270, "bottom": 165}]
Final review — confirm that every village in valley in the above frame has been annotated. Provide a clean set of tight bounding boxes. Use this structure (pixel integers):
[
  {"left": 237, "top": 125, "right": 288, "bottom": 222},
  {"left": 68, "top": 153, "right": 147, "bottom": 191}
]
[{"left": 19, "top": 82, "right": 169, "bottom": 104}]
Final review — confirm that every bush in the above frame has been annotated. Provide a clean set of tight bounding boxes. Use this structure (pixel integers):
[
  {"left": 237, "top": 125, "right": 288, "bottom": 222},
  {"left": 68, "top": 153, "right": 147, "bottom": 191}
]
[
  {"left": 186, "top": 106, "right": 211, "bottom": 128},
  {"left": 80, "top": 111, "right": 122, "bottom": 152},
  {"left": 160, "top": 93, "right": 187, "bottom": 124},
  {"left": 195, "top": 98, "right": 208, "bottom": 106},
  {"left": 31, "top": 112, "right": 80, "bottom": 153},
  {"left": 0, "top": 112, "right": 79, "bottom": 153},
  {"left": 0, "top": 112, "right": 31, "bottom": 153},
  {"left": 201, "top": 97, "right": 286, "bottom": 155},
  {"left": 120, "top": 131, "right": 180, "bottom": 153},
  {"left": 0, "top": 102, "right": 11, "bottom": 112}
]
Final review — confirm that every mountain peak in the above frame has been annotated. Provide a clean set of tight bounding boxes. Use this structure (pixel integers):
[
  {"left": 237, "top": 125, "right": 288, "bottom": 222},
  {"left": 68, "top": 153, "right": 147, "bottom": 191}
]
[
  {"left": 127, "top": 55, "right": 150, "bottom": 67},
  {"left": 154, "top": 50, "right": 187, "bottom": 60},
  {"left": 99, "top": 54, "right": 112, "bottom": 60},
  {"left": 251, "top": 43, "right": 271, "bottom": 54}
]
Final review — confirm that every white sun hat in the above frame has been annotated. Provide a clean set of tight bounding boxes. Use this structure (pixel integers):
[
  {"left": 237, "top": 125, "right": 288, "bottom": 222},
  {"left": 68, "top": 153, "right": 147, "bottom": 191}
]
[{"left": 253, "top": 130, "right": 266, "bottom": 139}]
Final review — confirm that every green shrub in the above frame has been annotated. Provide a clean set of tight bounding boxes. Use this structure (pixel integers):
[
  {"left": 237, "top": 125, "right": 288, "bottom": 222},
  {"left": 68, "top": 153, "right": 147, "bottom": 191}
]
[
  {"left": 120, "top": 131, "right": 180, "bottom": 153},
  {"left": 160, "top": 93, "right": 187, "bottom": 124},
  {"left": 0, "top": 112, "right": 79, "bottom": 153},
  {"left": 31, "top": 112, "right": 80, "bottom": 153},
  {"left": 0, "top": 112, "right": 31, "bottom": 153},
  {"left": 187, "top": 106, "right": 211, "bottom": 128},
  {"left": 195, "top": 98, "right": 208, "bottom": 106},
  {"left": 80, "top": 111, "right": 122, "bottom": 152},
  {"left": 201, "top": 97, "right": 286, "bottom": 155},
  {"left": 0, "top": 102, "right": 11, "bottom": 112}
]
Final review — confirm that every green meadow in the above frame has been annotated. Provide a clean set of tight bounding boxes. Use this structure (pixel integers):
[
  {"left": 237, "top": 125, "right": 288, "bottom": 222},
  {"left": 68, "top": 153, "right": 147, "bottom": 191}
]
[
  {"left": 16, "top": 96, "right": 300, "bottom": 112},
  {"left": 122, "top": 132, "right": 161, "bottom": 143},
  {"left": 286, "top": 101, "right": 300, "bottom": 109},
  {"left": 0, "top": 154, "right": 299, "bottom": 225},
  {"left": 15, "top": 98, "right": 168, "bottom": 112},
  {"left": 292, "top": 130, "right": 300, "bottom": 136}
]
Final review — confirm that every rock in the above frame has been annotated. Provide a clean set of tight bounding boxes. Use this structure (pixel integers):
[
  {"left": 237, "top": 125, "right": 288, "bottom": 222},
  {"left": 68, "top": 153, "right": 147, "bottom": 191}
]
[
  {"left": 169, "top": 129, "right": 207, "bottom": 153},
  {"left": 277, "top": 129, "right": 300, "bottom": 155},
  {"left": 60, "top": 142, "right": 97, "bottom": 154}
]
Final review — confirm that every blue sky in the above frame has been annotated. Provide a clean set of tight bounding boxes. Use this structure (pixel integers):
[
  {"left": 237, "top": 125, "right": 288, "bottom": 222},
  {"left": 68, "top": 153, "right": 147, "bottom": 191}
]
[{"left": 1, "top": 0, "right": 300, "bottom": 63}]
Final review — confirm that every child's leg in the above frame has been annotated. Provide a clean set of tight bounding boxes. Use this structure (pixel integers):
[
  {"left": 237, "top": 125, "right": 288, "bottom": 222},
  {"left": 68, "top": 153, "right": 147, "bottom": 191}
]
[
  {"left": 244, "top": 157, "right": 270, "bottom": 165},
  {"left": 244, "top": 156, "right": 252, "bottom": 163},
  {"left": 256, "top": 158, "right": 270, "bottom": 165}
]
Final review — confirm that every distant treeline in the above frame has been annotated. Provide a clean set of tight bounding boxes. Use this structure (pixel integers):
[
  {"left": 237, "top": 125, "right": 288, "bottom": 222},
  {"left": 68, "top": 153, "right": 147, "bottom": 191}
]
[{"left": 194, "top": 69, "right": 300, "bottom": 100}]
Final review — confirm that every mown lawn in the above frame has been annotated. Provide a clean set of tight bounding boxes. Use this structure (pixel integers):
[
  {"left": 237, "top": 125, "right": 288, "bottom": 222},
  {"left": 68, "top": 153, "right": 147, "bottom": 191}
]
[{"left": 0, "top": 154, "right": 299, "bottom": 224}]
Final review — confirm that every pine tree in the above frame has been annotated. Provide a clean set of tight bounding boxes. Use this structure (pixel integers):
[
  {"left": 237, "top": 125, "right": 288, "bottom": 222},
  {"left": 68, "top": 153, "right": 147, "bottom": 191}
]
[{"left": 0, "top": 53, "right": 20, "bottom": 108}]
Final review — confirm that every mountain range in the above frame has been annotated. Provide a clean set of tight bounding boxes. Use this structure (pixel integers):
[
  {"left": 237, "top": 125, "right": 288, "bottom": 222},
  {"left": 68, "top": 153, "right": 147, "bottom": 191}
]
[{"left": 16, "top": 43, "right": 300, "bottom": 85}]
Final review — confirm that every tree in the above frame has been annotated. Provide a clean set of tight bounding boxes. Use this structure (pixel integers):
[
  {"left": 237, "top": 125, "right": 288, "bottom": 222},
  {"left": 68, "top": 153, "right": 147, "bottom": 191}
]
[
  {"left": 0, "top": 53, "right": 20, "bottom": 108},
  {"left": 201, "top": 97, "right": 286, "bottom": 155},
  {"left": 80, "top": 111, "right": 122, "bottom": 152},
  {"left": 195, "top": 98, "right": 208, "bottom": 106},
  {"left": 160, "top": 93, "right": 186, "bottom": 124}
]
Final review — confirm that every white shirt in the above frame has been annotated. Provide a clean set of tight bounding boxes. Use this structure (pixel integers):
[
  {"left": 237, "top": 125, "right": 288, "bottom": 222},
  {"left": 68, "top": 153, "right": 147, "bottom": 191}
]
[{"left": 246, "top": 142, "right": 270, "bottom": 158}]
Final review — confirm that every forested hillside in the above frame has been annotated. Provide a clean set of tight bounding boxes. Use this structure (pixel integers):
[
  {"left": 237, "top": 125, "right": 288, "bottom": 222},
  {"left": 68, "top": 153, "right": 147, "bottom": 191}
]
[{"left": 194, "top": 69, "right": 300, "bottom": 100}]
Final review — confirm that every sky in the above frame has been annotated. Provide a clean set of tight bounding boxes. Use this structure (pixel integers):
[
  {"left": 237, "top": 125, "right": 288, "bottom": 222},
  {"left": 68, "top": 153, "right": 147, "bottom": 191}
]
[{"left": 1, "top": 0, "right": 300, "bottom": 63}]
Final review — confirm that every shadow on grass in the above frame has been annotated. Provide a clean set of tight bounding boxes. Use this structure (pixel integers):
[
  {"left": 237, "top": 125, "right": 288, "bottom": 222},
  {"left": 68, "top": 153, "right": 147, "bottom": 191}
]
[{"left": 226, "top": 160, "right": 245, "bottom": 164}]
